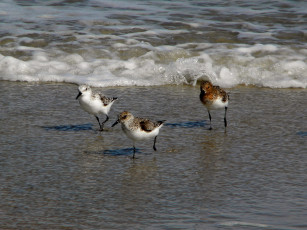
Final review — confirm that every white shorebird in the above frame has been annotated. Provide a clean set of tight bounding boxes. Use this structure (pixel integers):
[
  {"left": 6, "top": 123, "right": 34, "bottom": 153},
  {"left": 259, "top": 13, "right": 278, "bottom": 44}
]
[
  {"left": 200, "top": 81, "right": 229, "bottom": 130},
  {"left": 76, "top": 85, "right": 117, "bottom": 131},
  {"left": 112, "top": 111, "right": 165, "bottom": 158}
]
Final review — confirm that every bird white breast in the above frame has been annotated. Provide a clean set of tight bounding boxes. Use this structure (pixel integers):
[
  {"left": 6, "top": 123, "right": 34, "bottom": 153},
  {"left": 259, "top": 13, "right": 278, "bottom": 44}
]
[
  {"left": 79, "top": 95, "right": 105, "bottom": 115},
  {"left": 122, "top": 124, "right": 161, "bottom": 141},
  {"left": 207, "top": 98, "right": 228, "bottom": 110}
]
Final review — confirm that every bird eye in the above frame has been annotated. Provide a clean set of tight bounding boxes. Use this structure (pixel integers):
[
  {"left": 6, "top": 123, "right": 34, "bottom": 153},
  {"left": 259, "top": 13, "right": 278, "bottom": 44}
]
[{"left": 122, "top": 115, "right": 127, "bottom": 119}]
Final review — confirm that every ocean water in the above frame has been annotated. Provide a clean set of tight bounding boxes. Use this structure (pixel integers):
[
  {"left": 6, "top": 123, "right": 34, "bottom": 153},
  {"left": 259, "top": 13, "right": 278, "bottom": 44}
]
[
  {"left": 0, "top": 0, "right": 306, "bottom": 88},
  {"left": 0, "top": 0, "right": 307, "bottom": 229}
]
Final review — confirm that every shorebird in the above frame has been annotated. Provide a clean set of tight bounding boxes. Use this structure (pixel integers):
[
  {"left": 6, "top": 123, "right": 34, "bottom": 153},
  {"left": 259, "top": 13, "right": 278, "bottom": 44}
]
[
  {"left": 199, "top": 81, "right": 229, "bottom": 130},
  {"left": 76, "top": 85, "right": 117, "bottom": 131},
  {"left": 112, "top": 111, "right": 165, "bottom": 158}
]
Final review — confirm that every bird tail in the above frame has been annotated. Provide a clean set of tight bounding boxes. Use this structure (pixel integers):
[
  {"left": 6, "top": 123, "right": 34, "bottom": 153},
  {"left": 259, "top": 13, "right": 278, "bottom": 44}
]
[{"left": 157, "top": 120, "right": 166, "bottom": 126}]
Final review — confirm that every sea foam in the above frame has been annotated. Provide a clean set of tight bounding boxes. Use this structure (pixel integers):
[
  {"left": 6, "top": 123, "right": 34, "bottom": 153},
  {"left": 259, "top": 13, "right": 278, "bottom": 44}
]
[
  {"left": 0, "top": 43, "right": 306, "bottom": 88},
  {"left": 0, "top": 0, "right": 306, "bottom": 89}
]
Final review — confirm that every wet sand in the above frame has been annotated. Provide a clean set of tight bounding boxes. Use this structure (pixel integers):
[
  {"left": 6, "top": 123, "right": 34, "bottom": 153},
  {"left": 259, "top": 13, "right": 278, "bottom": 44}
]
[{"left": 0, "top": 81, "right": 306, "bottom": 229}]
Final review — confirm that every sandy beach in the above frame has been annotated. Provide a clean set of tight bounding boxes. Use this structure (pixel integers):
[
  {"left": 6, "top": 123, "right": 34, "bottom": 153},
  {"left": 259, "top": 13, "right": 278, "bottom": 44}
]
[{"left": 1, "top": 81, "right": 306, "bottom": 229}]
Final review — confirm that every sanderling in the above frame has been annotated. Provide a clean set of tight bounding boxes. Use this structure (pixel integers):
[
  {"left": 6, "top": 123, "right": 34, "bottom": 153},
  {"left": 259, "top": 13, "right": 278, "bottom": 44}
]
[
  {"left": 76, "top": 85, "right": 118, "bottom": 131},
  {"left": 200, "top": 81, "right": 229, "bottom": 130},
  {"left": 112, "top": 111, "right": 165, "bottom": 158}
]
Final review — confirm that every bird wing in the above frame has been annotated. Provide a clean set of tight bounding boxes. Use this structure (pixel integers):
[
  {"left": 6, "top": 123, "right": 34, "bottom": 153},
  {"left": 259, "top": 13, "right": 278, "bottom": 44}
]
[
  {"left": 139, "top": 119, "right": 164, "bottom": 132},
  {"left": 219, "top": 89, "right": 228, "bottom": 102},
  {"left": 99, "top": 94, "right": 118, "bottom": 106},
  {"left": 213, "top": 86, "right": 228, "bottom": 102}
]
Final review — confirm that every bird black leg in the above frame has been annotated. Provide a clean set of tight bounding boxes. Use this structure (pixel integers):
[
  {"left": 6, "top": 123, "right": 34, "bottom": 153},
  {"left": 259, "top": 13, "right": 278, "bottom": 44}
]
[
  {"left": 95, "top": 116, "right": 103, "bottom": 131},
  {"left": 132, "top": 145, "right": 136, "bottom": 159},
  {"left": 153, "top": 136, "right": 157, "bottom": 151},
  {"left": 224, "top": 107, "right": 228, "bottom": 128},
  {"left": 207, "top": 110, "right": 212, "bottom": 130},
  {"left": 101, "top": 115, "right": 109, "bottom": 130}
]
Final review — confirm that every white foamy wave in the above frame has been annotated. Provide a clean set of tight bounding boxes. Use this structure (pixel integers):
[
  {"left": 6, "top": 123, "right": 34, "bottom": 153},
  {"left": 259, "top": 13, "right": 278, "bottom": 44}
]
[
  {"left": 221, "top": 221, "right": 269, "bottom": 228},
  {"left": 220, "top": 221, "right": 299, "bottom": 230},
  {"left": 0, "top": 0, "right": 306, "bottom": 88},
  {"left": 219, "top": 221, "right": 292, "bottom": 230},
  {"left": 0, "top": 43, "right": 306, "bottom": 88}
]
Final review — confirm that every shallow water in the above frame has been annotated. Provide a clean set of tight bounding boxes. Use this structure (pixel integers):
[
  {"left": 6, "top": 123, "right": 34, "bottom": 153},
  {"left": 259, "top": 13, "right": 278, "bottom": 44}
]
[
  {"left": 0, "top": 82, "right": 306, "bottom": 229},
  {"left": 0, "top": 0, "right": 306, "bottom": 88}
]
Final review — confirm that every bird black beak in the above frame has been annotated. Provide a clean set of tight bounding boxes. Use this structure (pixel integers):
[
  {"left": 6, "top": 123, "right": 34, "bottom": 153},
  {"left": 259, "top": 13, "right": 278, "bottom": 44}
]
[
  {"left": 112, "top": 119, "right": 119, "bottom": 127},
  {"left": 76, "top": 91, "right": 82, "bottom": 100}
]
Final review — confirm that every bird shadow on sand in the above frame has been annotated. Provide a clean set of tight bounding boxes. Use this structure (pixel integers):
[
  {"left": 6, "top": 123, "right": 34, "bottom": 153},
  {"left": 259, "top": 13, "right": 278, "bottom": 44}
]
[
  {"left": 165, "top": 120, "right": 207, "bottom": 128},
  {"left": 42, "top": 123, "right": 94, "bottom": 131},
  {"left": 84, "top": 148, "right": 142, "bottom": 157},
  {"left": 296, "top": 131, "right": 307, "bottom": 137},
  {"left": 103, "top": 148, "right": 142, "bottom": 156},
  {"left": 42, "top": 120, "right": 207, "bottom": 132}
]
